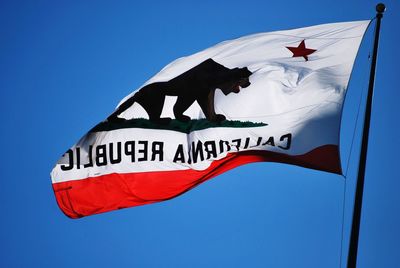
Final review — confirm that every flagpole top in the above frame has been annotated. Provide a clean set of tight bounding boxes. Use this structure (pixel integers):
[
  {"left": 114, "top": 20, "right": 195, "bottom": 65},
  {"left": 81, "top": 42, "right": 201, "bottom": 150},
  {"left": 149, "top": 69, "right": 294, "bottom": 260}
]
[{"left": 376, "top": 3, "right": 386, "bottom": 14}]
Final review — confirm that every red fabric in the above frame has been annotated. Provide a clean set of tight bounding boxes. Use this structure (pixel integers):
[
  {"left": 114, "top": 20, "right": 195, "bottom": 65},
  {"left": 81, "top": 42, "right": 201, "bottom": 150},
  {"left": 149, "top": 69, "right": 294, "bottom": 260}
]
[{"left": 52, "top": 145, "right": 341, "bottom": 218}]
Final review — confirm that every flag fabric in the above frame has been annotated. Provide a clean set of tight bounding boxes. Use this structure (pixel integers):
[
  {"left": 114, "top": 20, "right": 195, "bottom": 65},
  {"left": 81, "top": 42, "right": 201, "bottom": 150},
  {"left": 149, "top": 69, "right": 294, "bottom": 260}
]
[{"left": 51, "top": 20, "right": 370, "bottom": 218}]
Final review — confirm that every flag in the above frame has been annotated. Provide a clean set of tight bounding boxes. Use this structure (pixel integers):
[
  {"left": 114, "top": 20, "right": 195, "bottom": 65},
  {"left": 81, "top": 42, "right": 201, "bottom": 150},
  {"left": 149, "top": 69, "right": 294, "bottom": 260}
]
[{"left": 51, "top": 20, "right": 370, "bottom": 218}]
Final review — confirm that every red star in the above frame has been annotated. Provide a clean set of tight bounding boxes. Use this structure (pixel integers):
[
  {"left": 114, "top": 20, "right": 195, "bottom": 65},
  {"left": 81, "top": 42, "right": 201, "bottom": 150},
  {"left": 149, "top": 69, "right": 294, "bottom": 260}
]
[{"left": 286, "top": 40, "right": 316, "bottom": 61}]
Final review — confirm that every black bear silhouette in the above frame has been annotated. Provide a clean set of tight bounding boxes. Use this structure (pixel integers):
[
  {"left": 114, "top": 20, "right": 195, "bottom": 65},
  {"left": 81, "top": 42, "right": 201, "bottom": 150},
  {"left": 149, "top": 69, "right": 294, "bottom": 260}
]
[{"left": 107, "top": 58, "right": 252, "bottom": 123}]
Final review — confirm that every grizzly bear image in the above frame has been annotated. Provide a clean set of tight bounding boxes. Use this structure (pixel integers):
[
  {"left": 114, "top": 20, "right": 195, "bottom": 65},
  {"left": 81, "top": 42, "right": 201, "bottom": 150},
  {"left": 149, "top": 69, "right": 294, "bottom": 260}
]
[{"left": 107, "top": 58, "right": 252, "bottom": 123}]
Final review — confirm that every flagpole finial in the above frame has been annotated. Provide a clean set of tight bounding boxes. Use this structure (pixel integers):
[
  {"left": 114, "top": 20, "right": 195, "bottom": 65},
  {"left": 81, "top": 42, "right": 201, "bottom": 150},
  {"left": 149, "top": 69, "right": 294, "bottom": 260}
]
[{"left": 376, "top": 3, "right": 386, "bottom": 14}]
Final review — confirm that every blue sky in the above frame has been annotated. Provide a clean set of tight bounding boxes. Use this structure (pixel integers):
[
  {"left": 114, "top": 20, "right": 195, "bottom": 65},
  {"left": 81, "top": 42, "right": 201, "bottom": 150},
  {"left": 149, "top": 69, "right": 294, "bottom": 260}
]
[{"left": 1, "top": 1, "right": 399, "bottom": 267}]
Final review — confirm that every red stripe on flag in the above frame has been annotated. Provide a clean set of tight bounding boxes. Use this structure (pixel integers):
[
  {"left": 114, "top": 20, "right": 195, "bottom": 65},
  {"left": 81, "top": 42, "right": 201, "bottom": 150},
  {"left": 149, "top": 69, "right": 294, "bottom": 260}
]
[{"left": 52, "top": 145, "right": 341, "bottom": 218}]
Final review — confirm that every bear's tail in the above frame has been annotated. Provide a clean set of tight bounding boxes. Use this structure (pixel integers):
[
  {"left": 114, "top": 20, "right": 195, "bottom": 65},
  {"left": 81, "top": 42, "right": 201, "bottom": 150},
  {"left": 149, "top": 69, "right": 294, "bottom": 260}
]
[{"left": 106, "top": 94, "right": 137, "bottom": 122}]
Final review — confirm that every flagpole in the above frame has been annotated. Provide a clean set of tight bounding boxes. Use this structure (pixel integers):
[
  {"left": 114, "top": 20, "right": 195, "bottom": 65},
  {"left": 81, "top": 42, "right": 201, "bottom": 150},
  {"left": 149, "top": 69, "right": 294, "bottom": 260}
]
[{"left": 347, "top": 3, "right": 385, "bottom": 268}]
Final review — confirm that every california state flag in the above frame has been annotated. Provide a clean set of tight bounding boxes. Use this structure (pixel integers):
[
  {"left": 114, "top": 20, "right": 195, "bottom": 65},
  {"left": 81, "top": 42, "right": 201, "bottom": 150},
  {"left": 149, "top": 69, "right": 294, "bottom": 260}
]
[{"left": 51, "top": 20, "right": 370, "bottom": 218}]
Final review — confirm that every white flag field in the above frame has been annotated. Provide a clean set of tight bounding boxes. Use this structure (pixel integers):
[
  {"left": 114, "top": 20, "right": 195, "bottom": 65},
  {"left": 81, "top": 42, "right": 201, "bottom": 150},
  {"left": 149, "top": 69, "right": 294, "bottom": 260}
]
[{"left": 51, "top": 20, "right": 370, "bottom": 218}]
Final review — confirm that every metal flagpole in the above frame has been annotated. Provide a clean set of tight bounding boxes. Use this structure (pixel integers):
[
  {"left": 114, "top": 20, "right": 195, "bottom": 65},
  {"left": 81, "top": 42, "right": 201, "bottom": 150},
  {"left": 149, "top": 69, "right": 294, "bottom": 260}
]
[{"left": 347, "top": 3, "right": 385, "bottom": 268}]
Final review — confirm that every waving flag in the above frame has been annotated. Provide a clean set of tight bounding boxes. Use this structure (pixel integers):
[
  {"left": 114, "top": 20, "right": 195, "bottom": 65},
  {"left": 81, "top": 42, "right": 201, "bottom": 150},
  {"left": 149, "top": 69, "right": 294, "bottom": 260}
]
[{"left": 51, "top": 20, "right": 370, "bottom": 218}]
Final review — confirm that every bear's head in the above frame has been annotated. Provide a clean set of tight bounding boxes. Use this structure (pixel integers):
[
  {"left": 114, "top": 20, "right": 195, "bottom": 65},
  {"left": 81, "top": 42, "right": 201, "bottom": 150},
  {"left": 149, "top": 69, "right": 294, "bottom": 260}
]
[{"left": 219, "top": 67, "right": 253, "bottom": 95}]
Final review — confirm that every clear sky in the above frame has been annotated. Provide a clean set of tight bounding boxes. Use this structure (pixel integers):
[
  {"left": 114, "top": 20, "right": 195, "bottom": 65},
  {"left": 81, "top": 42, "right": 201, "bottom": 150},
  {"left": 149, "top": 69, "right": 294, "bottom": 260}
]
[{"left": 1, "top": 1, "right": 399, "bottom": 267}]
